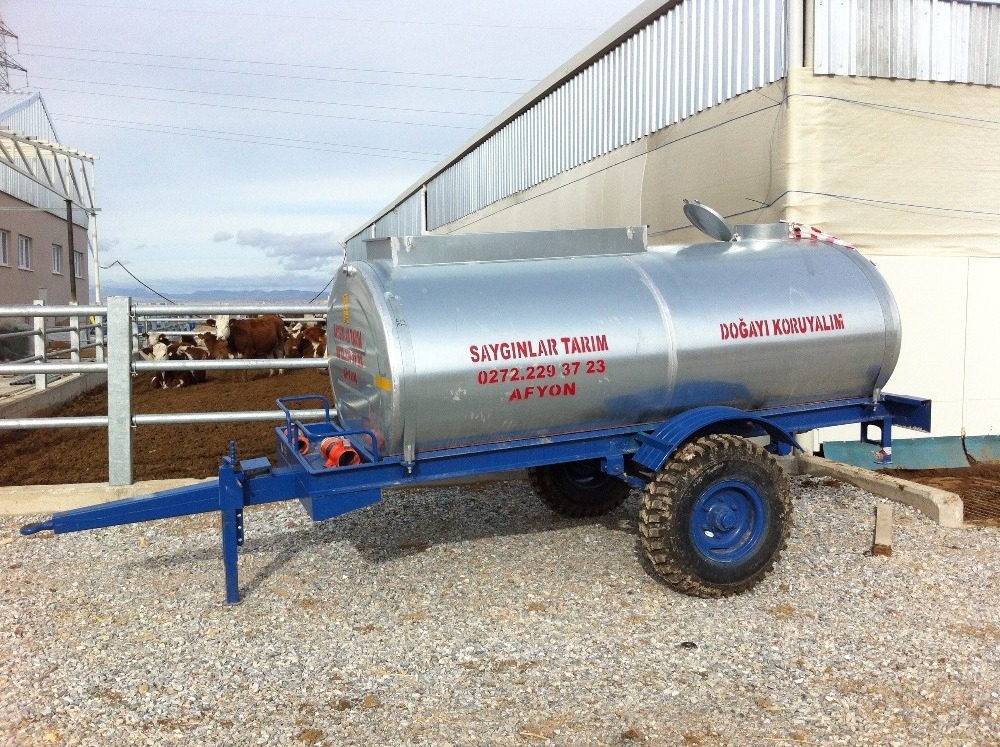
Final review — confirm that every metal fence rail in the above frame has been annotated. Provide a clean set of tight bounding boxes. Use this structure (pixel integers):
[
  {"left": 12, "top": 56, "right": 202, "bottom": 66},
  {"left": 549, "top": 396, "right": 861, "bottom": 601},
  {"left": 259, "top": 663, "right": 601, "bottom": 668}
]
[{"left": 0, "top": 297, "right": 331, "bottom": 486}]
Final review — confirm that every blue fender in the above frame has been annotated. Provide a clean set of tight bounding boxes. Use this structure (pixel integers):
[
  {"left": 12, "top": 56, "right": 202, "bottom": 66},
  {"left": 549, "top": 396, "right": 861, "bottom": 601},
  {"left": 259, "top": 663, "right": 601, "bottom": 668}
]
[{"left": 633, "top": 406, "right": 801, "bottom": 472}]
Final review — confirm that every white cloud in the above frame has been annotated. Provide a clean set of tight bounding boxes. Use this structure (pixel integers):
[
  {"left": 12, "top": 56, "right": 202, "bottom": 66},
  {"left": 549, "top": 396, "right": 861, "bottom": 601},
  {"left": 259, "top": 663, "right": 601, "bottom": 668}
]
[
  {"left": 234, "top": 228, "right": 343, "bottom": 272},
  {"left": 213, "top": 231, "right": 235, "bottom": 242}
]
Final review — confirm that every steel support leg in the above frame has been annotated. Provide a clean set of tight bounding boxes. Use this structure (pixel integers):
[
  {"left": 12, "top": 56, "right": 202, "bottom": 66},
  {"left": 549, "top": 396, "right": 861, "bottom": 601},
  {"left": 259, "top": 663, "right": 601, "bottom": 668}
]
[
  {"left": 219, "top": 442, "right": 246, "bottom": 604},
  {"left": 221, "top": 508, "right": 244, "bottom": 604}
]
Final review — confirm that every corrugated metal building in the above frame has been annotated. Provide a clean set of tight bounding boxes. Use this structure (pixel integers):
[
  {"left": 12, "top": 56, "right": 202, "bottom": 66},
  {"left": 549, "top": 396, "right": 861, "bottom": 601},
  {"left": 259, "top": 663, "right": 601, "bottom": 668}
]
[
  {"left": 0, "top": 92, "right": 95, "bottom": 307},
  {"left": 347, "top": 0, "right": 1000, "bottom": 441}
]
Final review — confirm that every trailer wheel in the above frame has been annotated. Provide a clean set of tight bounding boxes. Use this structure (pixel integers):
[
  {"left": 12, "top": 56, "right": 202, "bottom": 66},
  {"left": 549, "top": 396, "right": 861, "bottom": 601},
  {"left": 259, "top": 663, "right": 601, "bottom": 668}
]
[
  {"left": 640, "top": 434, "right": 792, "bottom": 597},
  {"left": 529, "top": 460, "right": 631, "bottom": 518}
]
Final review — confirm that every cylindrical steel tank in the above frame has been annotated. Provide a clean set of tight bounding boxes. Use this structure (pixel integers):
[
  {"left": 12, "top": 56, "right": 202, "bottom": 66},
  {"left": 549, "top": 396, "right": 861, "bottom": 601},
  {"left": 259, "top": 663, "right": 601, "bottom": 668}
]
[{"left": 328, "top": 225, "right": 901, "bottom": 458}]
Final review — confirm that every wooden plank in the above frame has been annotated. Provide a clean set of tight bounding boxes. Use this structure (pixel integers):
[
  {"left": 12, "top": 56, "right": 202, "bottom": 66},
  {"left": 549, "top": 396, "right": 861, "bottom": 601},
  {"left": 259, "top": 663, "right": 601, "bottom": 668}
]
[{"left": 873, "top": 503, "right": 893, "bottom": 557}]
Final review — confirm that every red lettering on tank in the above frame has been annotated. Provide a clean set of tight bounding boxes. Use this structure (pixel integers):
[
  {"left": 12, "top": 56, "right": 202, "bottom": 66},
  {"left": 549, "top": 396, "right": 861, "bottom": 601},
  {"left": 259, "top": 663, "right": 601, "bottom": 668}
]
[
  {"left": 472, "top": 334, "right": 607, "bottom": 362},
  {"left": 333, "top": 324, "right": 363, "bottom": 348},
  {"left": 336, "top": 346, "right": 364, "bottom": 367},
  {"left": 507, "top": 382, "right": 577, "bottom": 401},
  {"left": 721, "top": 314, "right": 846, "bottom": 341}
]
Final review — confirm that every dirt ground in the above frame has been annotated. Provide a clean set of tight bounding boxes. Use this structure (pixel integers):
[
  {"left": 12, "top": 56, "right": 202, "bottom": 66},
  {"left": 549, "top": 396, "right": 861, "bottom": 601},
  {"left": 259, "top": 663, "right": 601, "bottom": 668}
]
[
  {"left": 0, "top": 368, "right": 333, "bottom": 485},
  {"left": 890, "top": 463, "right": 1000, "bottom": 526}
]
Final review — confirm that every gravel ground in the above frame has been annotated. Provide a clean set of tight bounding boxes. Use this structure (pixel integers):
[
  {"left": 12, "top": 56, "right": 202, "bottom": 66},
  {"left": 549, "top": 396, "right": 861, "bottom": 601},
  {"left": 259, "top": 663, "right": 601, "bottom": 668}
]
[{"left": 1, "top": 474, "right": 998, "bottom": 747}]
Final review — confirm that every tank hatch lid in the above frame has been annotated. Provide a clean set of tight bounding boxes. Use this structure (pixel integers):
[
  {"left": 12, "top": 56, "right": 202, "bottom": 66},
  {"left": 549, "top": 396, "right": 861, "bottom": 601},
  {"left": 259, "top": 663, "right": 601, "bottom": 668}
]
[
  {"left": 683, "top": 200, "right": 736, "bottom": 242},
  {"left": 363, "top": 226, "right": 647, "bottom": 266}
]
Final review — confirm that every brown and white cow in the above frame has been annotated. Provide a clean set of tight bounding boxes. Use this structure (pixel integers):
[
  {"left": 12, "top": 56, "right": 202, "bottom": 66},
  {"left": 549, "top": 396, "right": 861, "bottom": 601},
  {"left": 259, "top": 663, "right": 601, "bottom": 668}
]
[
  {"left": 213, "top": 314, "right": 286, "bottom": 377},
  {"left": 283, "top": 325, "right": 326, "bottom": 359},
  {"left": 200, "top": 331, "right": 234, "bottom": 360},
  {"left": 299, "top": 326, "right": 327, "bottom": 358},
  {"left": 150, "top": 342, "right": 209, "bottom": 389}
]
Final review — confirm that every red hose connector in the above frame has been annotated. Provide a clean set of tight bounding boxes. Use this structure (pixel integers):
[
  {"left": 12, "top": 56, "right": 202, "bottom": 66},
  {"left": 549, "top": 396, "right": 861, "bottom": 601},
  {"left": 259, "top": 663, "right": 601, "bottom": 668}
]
[
  {"left": 283, "top": 428, "right": 310, "bottom": 454},
  {"left": 320, "top": 437, "right": 361, "bottom": 468}
]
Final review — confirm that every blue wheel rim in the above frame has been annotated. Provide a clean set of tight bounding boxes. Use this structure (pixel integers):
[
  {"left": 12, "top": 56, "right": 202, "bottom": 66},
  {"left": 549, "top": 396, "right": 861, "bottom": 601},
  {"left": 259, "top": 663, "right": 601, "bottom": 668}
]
[{"left": 689, "top": 480, "right": 768, "bottom": 563}]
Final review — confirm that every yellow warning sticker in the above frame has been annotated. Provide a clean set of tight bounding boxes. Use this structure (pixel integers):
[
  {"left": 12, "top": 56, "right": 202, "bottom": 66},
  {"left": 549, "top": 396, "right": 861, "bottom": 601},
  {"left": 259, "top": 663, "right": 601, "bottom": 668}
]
[{"left": 375, "top": 376, "right": 392, "bottom": 392}]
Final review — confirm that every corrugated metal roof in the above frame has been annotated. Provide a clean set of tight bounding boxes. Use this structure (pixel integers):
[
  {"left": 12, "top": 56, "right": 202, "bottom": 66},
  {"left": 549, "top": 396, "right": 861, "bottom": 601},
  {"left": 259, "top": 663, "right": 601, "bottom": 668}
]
[
  {"left": 814, "top": 0, "right": 1000, "bottom": 84},
  {"left": 0, "top": 92, "right": 59, "bottom": 142}
]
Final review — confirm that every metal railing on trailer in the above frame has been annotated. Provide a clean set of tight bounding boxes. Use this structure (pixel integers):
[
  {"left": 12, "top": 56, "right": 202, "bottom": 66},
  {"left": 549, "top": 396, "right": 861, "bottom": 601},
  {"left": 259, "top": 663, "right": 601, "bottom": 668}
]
[{"left": 0, "top": 297, "right": 330, "bottom": 486}]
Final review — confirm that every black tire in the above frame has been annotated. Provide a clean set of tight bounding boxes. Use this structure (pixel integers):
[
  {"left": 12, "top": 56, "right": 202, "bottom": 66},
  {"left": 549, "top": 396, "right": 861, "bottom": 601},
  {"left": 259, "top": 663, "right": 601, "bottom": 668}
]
[
  {"left": 528, "top": 460, "right": 631, "bottom": 518},
  {"left": 639, "top": 434, "right": 792, "bottom": 597}
]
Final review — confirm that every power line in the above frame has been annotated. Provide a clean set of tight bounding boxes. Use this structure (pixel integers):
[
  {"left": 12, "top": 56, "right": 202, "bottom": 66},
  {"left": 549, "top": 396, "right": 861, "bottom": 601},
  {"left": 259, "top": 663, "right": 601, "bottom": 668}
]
[
  {"left": 18, "top": 1, "right": 604, "bottom": 33},
  {"left": 20, "top": 51, "right": 527, "bottom": 95},
  {"left": 100, "top": 260, "right": 175, "bottom": 304},
  {"left": 308, "top": 276, "right": 335, "bottom": 304},
  {"left": 54, "top": 112, "right": 445, "bottom": 156},
  {"left": 39, "top": 85, "right": 483, "bottom": 130},
  {"left": 22, "top": 43, "right": 540, "bottom": 83},
  {"left": 52, "top": 113, "right": 443, "bottom": 162},
  {"left": 31, "top": 74, "right": 495, "bottom": 119}
]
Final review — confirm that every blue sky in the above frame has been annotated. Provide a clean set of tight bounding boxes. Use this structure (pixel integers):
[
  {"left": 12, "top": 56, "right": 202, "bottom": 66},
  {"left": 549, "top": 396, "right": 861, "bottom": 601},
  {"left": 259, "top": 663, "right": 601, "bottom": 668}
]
[{"left": 3, "top": 0, "right": 641, "bottom": 298}]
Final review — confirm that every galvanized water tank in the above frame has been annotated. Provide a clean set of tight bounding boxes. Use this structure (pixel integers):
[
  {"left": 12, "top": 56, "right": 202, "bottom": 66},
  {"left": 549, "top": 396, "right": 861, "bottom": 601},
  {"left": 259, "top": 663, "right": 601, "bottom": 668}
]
[{"left": 328, "top": 224, "right": 901, "bottom": 458}]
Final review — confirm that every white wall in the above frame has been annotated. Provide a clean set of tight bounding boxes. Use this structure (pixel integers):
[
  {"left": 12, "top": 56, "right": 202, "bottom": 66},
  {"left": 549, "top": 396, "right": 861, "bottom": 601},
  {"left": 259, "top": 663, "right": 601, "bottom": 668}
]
[{"left": 817, "top": 254, "right": 1000, "bottom": 443}]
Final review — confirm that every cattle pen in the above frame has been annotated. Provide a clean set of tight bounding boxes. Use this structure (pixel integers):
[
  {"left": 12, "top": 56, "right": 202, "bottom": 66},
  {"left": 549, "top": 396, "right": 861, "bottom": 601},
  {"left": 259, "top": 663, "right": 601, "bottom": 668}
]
[{"left": 0, "top": 298, "right": 329, "bottom": 485}]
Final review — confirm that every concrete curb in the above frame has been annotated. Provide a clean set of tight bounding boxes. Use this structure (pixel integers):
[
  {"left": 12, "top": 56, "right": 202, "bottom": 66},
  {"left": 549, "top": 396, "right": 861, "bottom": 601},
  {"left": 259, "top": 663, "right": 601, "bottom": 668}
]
[
  {"left": 0, "top": 371, "right": 107, "bottom": 420},
  {"left": 796, "top": 454, "right": 964, "bottom": 528},
  {"left": 0, "top": 477, "right": 215, "bottom": 517}
]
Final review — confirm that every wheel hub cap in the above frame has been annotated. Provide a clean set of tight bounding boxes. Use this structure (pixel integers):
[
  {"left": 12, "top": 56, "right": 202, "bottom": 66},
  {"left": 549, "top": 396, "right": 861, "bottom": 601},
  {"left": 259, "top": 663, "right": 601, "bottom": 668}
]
[{"left": 690, "top": 480, "right": 768, "bottom": 563}]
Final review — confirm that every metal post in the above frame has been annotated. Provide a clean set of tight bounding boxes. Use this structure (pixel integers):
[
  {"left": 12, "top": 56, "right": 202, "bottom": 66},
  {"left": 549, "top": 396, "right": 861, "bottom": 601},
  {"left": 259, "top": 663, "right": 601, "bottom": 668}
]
[
  {"left": 66, "top": 199, "right": 77, "bottom": 304},
  {"left": 94, "top": 312, "right": 105, "bottom": 362},
  {"left": 107, "top": 296, "right": 133, "bottom": 486},
  {"left": 90, "top": 210, "right": 101, "bottom": 305},
  {"left": 32, "top": 300, "right": 47, "bottom": 391},
  {"left": 69, "top": 302, "right": 80, "bottom": 364}
]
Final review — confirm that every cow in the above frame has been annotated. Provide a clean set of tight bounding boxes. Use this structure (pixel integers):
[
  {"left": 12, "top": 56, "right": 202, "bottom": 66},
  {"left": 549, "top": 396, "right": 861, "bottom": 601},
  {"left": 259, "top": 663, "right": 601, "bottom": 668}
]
[
  {"left": 200, "top": 331, "right": 233, "bottom": 360},
  {"left": 140, "top": 333, "right": 170, "bottom": 358},
  {"left": 140, "top": 332, "right": 198, "bottom": 357},
  {"left": 212, "top": 314, "right": 286, "bottom": 378},
  {"left": 299, "top": 326, "right": 327, "bottom": 358},
  {"left": 150, "top": 342, "right": 209, "bottom": 389},
  {"left": 283, "top": 325, "right": 326, "bottom": 359},
  {"left": 284, "top": 329, "right": 304, "bottom": 359}
]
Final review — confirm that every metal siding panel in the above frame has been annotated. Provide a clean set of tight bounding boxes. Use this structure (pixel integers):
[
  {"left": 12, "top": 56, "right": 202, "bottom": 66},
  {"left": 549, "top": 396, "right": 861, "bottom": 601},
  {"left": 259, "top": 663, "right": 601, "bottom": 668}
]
[
  {"left": 667, "top": 11, "right": 677, "bottom": 125},
  {"left": 950, "top": 2, "right": 971, "bottom": 82},
  {"left": 892, "top": 0, "right": 912, "bottom": 78},
  {"left": 814, "top": 0, "right": 831, "bottom": 73},
  {"left": 684, "top": 0, "right": 694, "bottom": 117},
  {"left": 968, "top": 4, "right": 989, "bottom": 84},
  {"left": 623, "top": 36, "right": 632, "bottom": 145},
  {"left": 654, "top": 16, "right": 665, "bottom": 131},
  {"left": 693, "top": 0, "right": 703, "bottom": 114},
  {"left": 932, "top": 0, "right": 952, "bottom": 81},
  {"left": 988, "top": 5, "right": 1000, "bottom": 85},
  {"left": 726, "top": 0, "right": 736, "bottom": 101}
]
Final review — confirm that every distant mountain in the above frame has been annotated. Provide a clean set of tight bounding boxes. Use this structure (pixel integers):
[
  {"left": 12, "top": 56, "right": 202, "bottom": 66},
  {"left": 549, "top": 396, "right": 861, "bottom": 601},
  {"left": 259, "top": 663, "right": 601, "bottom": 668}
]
[{"left": 97, "top": 286, "right": 328, "bottom": 304}]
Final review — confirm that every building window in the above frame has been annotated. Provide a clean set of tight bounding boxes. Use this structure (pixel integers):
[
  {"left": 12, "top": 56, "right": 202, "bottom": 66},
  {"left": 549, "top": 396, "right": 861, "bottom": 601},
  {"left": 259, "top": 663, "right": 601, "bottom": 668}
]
[
  {"left": 0, "top": 230, "right": 9, "bottom": 265},
  {"left": 73, "top": 250, "right": 85, "bottom": 279},
  {"left": 18, "top": 235, "right": 31, "bottom": 270},
  {"left": 52, "top": 244, "right": 63, "bottom": 275}
]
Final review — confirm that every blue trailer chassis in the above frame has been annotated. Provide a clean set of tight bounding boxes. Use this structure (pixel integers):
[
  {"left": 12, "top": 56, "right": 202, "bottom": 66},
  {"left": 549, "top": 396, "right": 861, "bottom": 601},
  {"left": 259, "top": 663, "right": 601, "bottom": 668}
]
[{"left": 21, "top": 393, "right": 931, "bottom": 603}]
